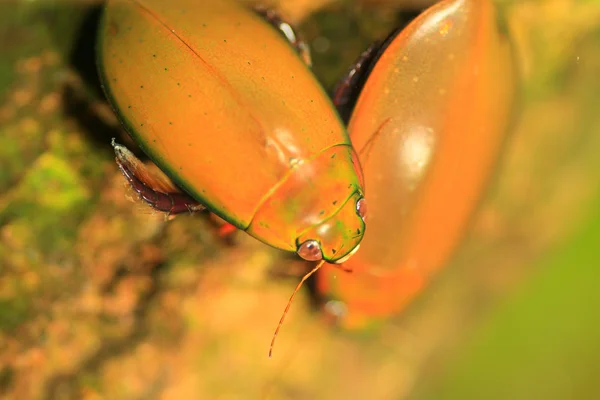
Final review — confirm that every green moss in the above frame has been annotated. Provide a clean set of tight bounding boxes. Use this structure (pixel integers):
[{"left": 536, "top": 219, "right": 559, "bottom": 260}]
[
  {"left": 1, "top": 152, "right": 91, "bottom": 257},
  {"left": 0, "top": 297, "right": 31, "bottom": 331}
]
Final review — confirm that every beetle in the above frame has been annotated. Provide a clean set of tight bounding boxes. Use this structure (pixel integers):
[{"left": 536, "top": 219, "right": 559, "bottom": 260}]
[
  {"left": 317, "top": 0, "right": 516, "bottom": 328},
  {"left": 97, "top": 0, "right": 368, "bottom": 356},
  {"left": 97, "top": 0, "right": 367, "bottom": 264}
]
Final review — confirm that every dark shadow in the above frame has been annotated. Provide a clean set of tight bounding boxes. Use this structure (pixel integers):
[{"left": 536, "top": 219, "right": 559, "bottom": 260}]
[
  {"left": 69, "top": 3, "right": 104, "bottom": 99},
  {"left": 62, "top": 83, "right": 126, "bottom": 155}
]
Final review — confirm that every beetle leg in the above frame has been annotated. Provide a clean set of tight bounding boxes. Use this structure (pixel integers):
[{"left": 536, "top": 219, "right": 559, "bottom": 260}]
[
  {"left": 332, "top": 27, "right": 409, "bottom": 124},
  {"left": 334, "top": 264, "right": 353, "bottom": 273},
  {"left": 217, "top": 221, "right": 237, "bottom": 238},
  {"left": 254, "top": 7, "right": 312, "bottom": 67},
  {"left": 112, "top": 139, "right": 206, "bottom": 215},
  {"left": 331, "top": 40, "right": 385, "bottom": 124},
  {"left": 207, "top": 213, "right": 238, "bottom": 245}
]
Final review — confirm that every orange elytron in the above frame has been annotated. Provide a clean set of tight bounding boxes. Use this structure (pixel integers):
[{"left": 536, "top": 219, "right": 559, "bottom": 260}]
[
  {"left": 97, "top": 0, "right": 367, "bottom": 263},
  {"left": 318, "top": 0, "right": 516, "bottom": 328}
]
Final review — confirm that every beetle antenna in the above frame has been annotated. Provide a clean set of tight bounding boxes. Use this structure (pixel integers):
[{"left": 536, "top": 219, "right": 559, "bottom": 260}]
[{"left": 269, "top": 259, "right": 326, "bottom": 358}]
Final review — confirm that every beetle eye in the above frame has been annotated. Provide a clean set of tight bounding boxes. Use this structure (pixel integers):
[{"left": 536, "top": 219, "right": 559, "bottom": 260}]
[
  {"left": 298, "top": 240, "right": 323, "bottom": 261},
  {"left": 356, "top": 198, "right": 367, "bottom": 221}
]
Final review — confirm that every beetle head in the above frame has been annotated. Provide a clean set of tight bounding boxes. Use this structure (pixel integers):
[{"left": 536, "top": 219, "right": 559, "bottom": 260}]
[
  {"left": 247, "top": 145, "right": 366, "bottom": 264},
  {"left": 296, "top": 192, "right": 366, "bottom": 263}
]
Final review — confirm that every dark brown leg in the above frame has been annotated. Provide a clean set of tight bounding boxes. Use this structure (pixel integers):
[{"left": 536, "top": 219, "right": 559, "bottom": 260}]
[
  {"left": 254, "top": 7, "right": 312, "bottom": 67},
  {"left": 333, "top": 264, "right": 353, "bottom": 273},
  {"left": 332, "top": 41, "right": 383, "bottom": 124},
  {"left": 112, "top": 139, "right": 206, "bottom": 215},
  {"left": 332, "top": 26, "right": 408, "bottom": 124}
]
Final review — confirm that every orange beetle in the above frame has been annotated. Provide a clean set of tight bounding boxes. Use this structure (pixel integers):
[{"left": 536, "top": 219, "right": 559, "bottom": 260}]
[
  {"left": 318, "top": 0, "right": 516, "bottom": 328},
  {"left": 97, "top": 0, "right": 367, "bottom": 264}
]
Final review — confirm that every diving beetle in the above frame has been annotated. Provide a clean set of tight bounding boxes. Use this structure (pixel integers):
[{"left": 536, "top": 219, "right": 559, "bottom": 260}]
[
  {"left": 97, "top": 0, "right": 366, "bottom": 264},
  {"left": 318, "top": 0, "right": 516, "bottom": 328},
  {"left": 97, "top": 0, "right": 368, "bottom": 355}
]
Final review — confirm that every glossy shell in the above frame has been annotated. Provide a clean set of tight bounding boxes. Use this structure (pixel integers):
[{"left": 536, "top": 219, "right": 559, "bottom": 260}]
[
  {"left": 318, "top": 0, "right": 516, "bottom": 327},
  {"left": 98, "top": 0, "right": 365, "bottom": 262}
]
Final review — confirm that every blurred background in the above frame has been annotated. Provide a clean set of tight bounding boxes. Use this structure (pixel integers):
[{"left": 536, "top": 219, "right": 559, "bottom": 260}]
[{"left": 1, "top": 0, "right": 600, "bottom": 399}]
